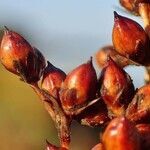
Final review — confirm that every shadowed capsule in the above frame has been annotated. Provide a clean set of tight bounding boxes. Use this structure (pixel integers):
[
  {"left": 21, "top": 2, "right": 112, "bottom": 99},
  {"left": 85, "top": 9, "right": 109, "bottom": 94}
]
[{"left": 99, "top": 58, "right": 135, "bottom": 117}]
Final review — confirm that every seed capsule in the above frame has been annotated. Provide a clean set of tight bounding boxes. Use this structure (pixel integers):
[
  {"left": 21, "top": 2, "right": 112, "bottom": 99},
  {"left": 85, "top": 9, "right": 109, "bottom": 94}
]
[
  {"left": 102, "top": 117, "right": 141, "bottom": 150},
  {"left": 0, "top": 28, "right": 46, "bottom": 83},
  {"left": 41, "top": 61, "right": 66, "bottom": 98},
  {"left": 120, "top": 0, "right": 149, "bottom": 15},
  {"left": 126, "top": 84, "right": 150, "bottom": 123},
  {"left": 60, "top": 58, "right": 97, "bottom": 114},
  {"left": 0, "top": 28, "right": 33, "bottom": 74},
  {"left": 95, "top": 45, "right": 130, "bottom": 68},
  {"left": 112, "top": 12, "right": 149, "bottom": 64},
  {"left": 100, "top": 58, "right": 135, "bottom": 117}
]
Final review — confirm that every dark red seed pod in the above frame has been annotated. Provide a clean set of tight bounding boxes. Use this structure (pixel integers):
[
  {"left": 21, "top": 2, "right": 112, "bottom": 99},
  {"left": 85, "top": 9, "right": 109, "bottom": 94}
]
[
  {"left": 102, "top": 117, "right": 141, "bottom": 150},
  {"left": 99, "top": 57, "right": 135, "bottom": 117},
  {"left": 112, "top": 12, "right": 149, "bottom": 64},
  {"left": 41, "top": 61, "right": 66, "bottom": 98},
  {"left": 126, "top": 84, "right": 150, "bottom": 123},
  {"left": 60, "top": 58, "right": 97, "bottom": 114}
]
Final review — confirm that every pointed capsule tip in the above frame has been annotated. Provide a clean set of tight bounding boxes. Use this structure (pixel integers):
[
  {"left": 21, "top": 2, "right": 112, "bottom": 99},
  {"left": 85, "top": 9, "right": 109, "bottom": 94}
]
[
  {"left": 4, "top": 26, "right": 10, "bottom": 34},
  {"left": 4, "top": 26, "right": 9, "bottom": 31},
  {"left": 47, "top": 61, "right": 55, "bottom": 68},
  {"left": 87, "top": 56, "right": 93, "bottom": 65},
  {"left": 114, "top": 11, "right": 120, "bottom": 20}
]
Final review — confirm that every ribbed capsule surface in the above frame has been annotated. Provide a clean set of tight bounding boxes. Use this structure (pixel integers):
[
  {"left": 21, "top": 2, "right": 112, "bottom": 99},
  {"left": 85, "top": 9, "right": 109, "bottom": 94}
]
[{"left": 25, "top": 48, "right": 46, "bottom": 83}]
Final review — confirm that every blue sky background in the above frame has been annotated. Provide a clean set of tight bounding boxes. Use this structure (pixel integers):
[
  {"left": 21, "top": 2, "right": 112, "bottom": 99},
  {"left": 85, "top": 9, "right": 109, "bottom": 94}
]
[{"left": 0, "top": 0, "right": 145, "bottom": 87}]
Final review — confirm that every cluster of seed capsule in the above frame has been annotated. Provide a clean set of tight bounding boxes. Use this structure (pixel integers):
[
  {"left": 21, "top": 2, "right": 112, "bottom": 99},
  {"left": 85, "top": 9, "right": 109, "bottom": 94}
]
[{"left": 1, "top": 0, "right": 150, "bottom": 150}]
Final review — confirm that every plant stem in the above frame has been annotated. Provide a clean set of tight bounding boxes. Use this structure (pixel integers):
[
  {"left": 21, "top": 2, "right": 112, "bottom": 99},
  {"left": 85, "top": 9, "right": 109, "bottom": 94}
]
[
  {"left": 139, "top": 3, "right": 150, "bottom": 84},
  {"left": 30, "top": 83, "right": 71, "bottom": 149}
]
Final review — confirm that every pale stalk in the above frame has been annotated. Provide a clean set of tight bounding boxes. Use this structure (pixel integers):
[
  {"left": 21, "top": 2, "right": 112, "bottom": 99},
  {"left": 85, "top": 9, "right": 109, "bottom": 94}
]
[{"left": 139, "top": 3, "right": 150, "bottom": 84}]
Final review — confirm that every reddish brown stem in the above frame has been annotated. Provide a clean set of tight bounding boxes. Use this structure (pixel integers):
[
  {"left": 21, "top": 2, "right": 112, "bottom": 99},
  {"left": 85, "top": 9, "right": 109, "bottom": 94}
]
[
  {"left": 139, "top": 3, "right": 150, "bottom": 84},
  {"left": 30, "top": 83, "right": 71, "bottom": 149}
]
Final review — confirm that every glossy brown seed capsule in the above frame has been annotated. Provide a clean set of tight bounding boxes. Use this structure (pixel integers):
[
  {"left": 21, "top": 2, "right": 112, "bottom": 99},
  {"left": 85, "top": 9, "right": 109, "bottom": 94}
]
[
  {"left": 102, "top": 117, "right": 141, "bottom": 150},
  {"left": 0, "top": 28, "right": 46, "bottom": 83},
  {"left": 112, "top": 12, "right": 149, "bottom": 64},
  {"left": 95, "top": 45, "right": 130, "bottom": 68},
  {"left": 136, "top": 124, "right": 150, "bottom": 150},
  {"left": 46, "top": 141, "right": 67, "bottom": 150},
  {"left": 120, "top": 0, "right": 149, "bottom": 15},
  {"left": 126, "top": 84, "right": 150, "bottom": 123},
  {"left": 60, "top": 58, "right": 97, "bottom": 114},
  {"left": 99, "top": 58, "right": 135, "bottom": 117},
  {"left": 0, "top": 28, "right": 33, "bottom": 74},
  {"left": 41, "top": 61, "right": 66, "bottom": 98},
  {"left": 91, "top": 143, "right": 104, "bottom": 150}
]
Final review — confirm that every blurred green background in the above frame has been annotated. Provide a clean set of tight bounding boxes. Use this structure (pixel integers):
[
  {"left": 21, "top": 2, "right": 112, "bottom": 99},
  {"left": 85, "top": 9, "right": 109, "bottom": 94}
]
[
  {"left": 0, "top": 63, "right": 100, "bottom": 150},
  {"left": 0, "top": 0, "right": 146, "bottom": 150}
]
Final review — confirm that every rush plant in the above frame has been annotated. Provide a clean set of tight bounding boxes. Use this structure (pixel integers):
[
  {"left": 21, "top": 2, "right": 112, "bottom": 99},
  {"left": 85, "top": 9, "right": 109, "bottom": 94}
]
[{"left": 1, "top": 1, "right": 150, "bottom": 150}]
